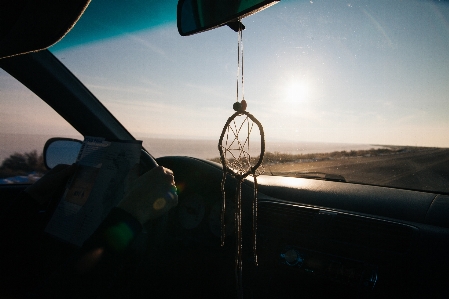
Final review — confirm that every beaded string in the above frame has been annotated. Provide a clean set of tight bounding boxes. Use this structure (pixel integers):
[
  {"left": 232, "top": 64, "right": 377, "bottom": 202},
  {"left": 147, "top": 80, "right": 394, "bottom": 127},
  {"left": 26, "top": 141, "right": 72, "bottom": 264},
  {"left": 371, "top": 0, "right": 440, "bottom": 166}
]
[{"left": 236, "top": 23, "right": 244, "bottom": 104}]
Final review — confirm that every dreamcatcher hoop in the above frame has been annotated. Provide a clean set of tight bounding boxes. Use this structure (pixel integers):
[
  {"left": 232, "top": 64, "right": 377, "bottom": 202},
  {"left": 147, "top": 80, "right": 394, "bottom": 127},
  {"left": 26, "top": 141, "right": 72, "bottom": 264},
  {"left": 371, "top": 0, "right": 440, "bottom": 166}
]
[{"left": 218, "top": 111, "right": 265, "bottom": 179}]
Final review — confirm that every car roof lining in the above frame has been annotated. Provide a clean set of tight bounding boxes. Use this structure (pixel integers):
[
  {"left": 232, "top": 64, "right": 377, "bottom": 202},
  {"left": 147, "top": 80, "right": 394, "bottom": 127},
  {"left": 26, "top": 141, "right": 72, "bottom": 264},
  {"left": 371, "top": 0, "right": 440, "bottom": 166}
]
[{"left": 0, "top": 0, "right": 90, "bottom": 59}]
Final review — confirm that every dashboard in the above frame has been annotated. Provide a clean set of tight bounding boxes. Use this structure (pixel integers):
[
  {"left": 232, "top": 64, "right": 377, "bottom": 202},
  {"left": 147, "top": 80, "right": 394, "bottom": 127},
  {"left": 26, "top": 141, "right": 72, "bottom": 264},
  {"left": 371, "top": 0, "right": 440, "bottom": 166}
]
[{"left": 152, "top": 156, "right": 449, "bottom": 298}]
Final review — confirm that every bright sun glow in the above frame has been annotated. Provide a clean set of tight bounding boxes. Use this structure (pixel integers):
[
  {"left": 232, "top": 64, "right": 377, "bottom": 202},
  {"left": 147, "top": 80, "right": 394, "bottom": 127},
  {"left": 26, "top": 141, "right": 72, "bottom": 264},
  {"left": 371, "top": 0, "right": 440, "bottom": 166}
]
[{"left": 285, "top": 81, "right": 309, "bottom": 103}]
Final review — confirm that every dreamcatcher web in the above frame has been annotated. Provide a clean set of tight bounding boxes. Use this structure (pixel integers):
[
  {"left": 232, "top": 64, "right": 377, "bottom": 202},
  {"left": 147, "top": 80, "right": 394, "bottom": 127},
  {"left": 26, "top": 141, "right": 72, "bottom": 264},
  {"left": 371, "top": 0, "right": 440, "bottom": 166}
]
[{"left": 222, "top": 114, "right": 265, "bottom": 177}]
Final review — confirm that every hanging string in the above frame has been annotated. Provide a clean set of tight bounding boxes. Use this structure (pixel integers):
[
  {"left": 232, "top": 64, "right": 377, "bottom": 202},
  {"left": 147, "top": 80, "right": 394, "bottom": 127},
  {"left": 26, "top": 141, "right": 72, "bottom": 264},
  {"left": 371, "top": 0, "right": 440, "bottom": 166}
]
[
  {"left": 235, "top": 180, "right": 243, "bottom": 299},
  {"left": 236, "top": 25, "right": 240, "bottom": 103},
  {"left": 220, "top": 170, "right": 227, "bottom": 247},
  {"left": 253, "top": 174, "right": 258, "bottom": 266},
  {"left": 241, "top": 25, "right": 244, "bottom": 104},
  {"left": 236, "top": 22, "right": 244, "bottom": 104}
]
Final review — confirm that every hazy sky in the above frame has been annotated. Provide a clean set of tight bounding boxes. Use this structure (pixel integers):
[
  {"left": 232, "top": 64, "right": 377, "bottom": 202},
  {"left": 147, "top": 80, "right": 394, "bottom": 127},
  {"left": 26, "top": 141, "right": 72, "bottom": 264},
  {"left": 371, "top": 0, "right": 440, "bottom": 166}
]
[{"left": 2, "top": 0, "right": 449, "bottom": 147}]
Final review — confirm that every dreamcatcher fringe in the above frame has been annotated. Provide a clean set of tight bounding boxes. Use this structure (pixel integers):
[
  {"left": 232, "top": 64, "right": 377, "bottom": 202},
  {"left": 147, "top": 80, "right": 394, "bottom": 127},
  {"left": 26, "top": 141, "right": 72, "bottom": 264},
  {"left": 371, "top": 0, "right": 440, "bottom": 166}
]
[
  {"left": 220, "top": 170, "right": 227, "bottom": 246},
  {"left": 253, "top": 175, "right": 258, "bottom": 266},
  {"left": 220, "top": 171, "right": 259, "bottom": 299},
  {"left": 235, "top": 180, "right": 243, "bottom": 298}
]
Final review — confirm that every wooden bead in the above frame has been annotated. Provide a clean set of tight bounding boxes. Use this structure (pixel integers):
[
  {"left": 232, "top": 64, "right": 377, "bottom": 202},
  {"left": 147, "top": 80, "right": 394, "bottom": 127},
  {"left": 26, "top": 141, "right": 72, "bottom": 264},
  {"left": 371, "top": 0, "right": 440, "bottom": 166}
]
[
  {"left": 241, "top": 100, "right": 247, "bottom": 111},
  {"left": 233, "top": 102, "right": 242, "bottom": 111}
]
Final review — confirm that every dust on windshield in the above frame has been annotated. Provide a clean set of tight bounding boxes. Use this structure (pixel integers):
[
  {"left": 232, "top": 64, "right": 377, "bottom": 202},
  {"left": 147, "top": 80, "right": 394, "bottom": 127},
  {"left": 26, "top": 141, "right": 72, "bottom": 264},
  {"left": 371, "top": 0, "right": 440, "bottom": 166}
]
[{"left": 47, "top": 0, "right": 449, "bottom": 194}]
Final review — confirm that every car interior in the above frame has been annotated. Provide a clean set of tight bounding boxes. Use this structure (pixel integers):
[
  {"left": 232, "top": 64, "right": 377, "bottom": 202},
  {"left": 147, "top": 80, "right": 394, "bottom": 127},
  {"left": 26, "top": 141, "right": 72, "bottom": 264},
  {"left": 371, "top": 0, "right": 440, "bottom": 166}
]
[{"left": 1, "top": 0, "right": 449, "bottom": 298}]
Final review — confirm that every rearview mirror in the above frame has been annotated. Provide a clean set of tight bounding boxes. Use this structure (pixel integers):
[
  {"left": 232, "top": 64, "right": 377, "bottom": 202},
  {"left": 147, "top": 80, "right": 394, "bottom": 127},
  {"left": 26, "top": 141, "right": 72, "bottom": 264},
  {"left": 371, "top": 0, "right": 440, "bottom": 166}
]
[
  {"left": 43, "top": 138, "right": 82, "bottom": 169},
  {"left": 177, "top": 0, "right": 279, "bottom": 36}
]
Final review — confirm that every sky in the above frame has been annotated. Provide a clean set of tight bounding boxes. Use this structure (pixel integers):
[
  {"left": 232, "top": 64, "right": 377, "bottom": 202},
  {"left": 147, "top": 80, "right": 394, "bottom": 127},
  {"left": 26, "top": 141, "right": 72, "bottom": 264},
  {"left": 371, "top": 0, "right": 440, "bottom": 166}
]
[{"left": 2, "top": 0, "right": 449, "bottom": 148}]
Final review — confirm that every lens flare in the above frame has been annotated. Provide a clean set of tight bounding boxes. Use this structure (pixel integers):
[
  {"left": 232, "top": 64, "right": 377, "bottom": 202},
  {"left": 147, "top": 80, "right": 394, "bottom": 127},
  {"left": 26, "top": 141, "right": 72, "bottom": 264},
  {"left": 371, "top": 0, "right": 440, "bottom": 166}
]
[
  {"left": 105, "top": 222, "right": 135, "bottom": 251},
  {"left": 176, "top": 182, "right": 185, "bottom": 194},
  {"left": 76, "top": 247, "right": 104, "bottom": 273},
  {"left": 153, "top": 197, "right": 166, "bottom": 210}
]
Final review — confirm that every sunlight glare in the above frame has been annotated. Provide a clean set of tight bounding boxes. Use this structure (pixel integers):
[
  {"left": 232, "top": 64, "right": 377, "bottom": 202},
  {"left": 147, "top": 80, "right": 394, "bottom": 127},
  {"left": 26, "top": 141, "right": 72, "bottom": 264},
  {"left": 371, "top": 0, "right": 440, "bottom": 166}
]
[{"left": 285, "top": 81, "right": 309, "bottom": 103}]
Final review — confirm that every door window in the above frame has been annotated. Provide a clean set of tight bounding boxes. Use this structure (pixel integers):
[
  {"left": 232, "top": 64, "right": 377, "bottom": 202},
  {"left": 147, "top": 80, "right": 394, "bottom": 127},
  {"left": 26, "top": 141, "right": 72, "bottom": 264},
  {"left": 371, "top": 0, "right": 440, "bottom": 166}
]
[{"left": 0, "top": 69, "right": 82, "bottom": 184}]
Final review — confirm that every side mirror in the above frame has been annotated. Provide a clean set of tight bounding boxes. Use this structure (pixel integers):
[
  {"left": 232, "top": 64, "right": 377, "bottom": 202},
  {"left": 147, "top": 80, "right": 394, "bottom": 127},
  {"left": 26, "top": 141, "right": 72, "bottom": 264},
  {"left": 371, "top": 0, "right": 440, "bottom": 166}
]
[
  {"left": 43, "top": 138, "right": 82, "bottom": 169},
  {"left": 177, "top": 0, "right": 279, "bottom": 36}
]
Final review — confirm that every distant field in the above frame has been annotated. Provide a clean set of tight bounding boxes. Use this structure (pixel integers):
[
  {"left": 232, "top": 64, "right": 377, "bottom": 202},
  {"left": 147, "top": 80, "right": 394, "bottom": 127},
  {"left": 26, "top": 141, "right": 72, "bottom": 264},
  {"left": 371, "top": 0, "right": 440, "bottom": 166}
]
[
  {"left": 0, "top": 133, "right": 83, "bottom": 163},
  {"left": 2, "top": 133, "right": 447, "bottom": 193},
  {"left": 210, "top": 146, "right": 449, "bottom": 194},
  {"left": 0, "top": 133, "right": 382, "bottom": 162}
]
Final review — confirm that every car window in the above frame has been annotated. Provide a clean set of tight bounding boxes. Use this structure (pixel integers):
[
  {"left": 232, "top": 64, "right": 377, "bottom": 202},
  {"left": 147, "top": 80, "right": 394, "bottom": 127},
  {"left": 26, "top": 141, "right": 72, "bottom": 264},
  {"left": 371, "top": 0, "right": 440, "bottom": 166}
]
[
  {"left": 0, "top": 69, "right": 82, "bottom": 184},
  {"left": 50, "top": 0, "right": 449, "bottom": 194}
]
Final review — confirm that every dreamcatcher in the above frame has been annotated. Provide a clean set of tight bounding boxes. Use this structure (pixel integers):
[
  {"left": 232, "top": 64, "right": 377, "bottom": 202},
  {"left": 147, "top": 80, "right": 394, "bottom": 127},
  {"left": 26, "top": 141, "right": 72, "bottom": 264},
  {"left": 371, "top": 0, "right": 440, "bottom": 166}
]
[{"left": 218, "top": 22, "right": 265, "bottom": 298}]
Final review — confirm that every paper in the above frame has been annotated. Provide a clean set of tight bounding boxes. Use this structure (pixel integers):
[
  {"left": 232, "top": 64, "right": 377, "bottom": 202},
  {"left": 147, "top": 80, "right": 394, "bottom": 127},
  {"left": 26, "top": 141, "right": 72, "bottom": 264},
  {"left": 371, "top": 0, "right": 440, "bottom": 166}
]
[{"left": 45, "top": 137, "right": 142, "bottom": 246}]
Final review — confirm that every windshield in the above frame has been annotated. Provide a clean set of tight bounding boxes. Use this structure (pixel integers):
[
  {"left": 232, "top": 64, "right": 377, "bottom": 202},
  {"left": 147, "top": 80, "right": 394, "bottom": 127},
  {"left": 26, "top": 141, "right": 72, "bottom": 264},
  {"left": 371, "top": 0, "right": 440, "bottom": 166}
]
[{"left": 48, "top": 0, "right": 449, "bottom": 193}]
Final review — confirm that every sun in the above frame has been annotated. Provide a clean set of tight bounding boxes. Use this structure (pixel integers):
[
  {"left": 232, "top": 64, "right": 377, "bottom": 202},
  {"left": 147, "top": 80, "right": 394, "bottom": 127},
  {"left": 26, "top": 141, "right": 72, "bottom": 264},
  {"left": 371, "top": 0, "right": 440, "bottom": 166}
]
[{"left": 285, "top": 81, "right": 309, "bottom": 103}]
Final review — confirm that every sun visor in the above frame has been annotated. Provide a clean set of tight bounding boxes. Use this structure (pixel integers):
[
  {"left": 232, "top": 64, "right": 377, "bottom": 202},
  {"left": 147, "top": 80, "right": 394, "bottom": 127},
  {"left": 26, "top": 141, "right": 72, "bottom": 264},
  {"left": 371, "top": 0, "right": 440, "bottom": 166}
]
[{"left": 0, "top": 0, "right": 90, "bottom": 59}]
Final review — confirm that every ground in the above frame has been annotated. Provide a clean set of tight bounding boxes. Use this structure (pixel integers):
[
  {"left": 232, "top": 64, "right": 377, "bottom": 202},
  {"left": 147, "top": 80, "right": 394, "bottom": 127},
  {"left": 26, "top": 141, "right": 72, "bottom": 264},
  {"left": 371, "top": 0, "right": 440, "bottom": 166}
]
[{"left": 266, "top": 148, "right": 449, "bottom": 193}]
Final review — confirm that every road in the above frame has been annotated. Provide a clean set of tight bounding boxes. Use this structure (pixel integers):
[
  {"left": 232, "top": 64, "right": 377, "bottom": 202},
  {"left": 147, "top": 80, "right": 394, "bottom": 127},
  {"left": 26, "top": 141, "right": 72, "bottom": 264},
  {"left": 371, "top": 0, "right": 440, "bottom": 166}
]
[{"left": 267, "top": 148, "right": 449, "bottom": 194}]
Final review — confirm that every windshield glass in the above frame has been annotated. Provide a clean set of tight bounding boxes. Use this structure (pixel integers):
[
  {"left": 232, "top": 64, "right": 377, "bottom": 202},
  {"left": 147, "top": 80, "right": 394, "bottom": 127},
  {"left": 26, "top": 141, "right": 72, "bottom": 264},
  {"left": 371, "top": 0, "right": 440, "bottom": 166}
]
[{"left": 49, "top": 0, "right": 449, "bottom": 194}]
